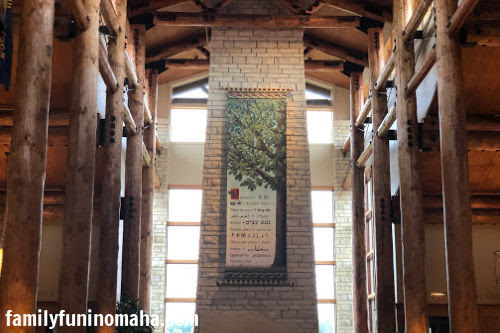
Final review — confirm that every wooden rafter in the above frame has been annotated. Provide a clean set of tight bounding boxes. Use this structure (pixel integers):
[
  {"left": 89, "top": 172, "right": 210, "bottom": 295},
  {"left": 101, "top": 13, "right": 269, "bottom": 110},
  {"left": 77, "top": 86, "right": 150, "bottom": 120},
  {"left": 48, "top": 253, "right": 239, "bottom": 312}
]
[
  {"left": 128, "top": 0, "right": 189, "bottom": 18},
  {"left": 196, "top": 46, "right": 210, "bottom": 59},
  {"left": 157, "top": 58, "right": 345, "bottom": 71},
  {"left": 321, "top": 0, "right": 392, "bottom": 22},
  {"left": 190, "top": 0, "right": 209, "bottom": 11},
  {"left": 306, "top": 2, "right": 326, "bottom": 14},
  {"left": 276, "top": 0, "right": 299, "bottom": 13},
  {"left": 153, "top": 12, "right": 360, "bottom": 28},
  {"left": 146, "top": 34, "right": 207, "bottom": 63},
  {"left": 213, "top": 0, "right": 235, "bottom": 10},
  {"left": 304, "top": 34, "right": 368, "bottom": 66}
]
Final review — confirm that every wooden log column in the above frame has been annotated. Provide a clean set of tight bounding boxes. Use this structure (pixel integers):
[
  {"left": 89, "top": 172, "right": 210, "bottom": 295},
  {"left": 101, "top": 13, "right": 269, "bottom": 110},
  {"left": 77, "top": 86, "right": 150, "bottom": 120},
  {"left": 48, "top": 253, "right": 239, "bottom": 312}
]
[
  {"left": 95, "top": 0, "right": 126, "bottom": 330},
  {"left": 58, "top": 0, "right": 100, "bottom": 327},
  {"left": 349, "top": 72, "right": 369, "bottom": 333},
  {"left": 394, "top": 0, "right": 428, "bottom": 330},
  {"left": 0, "top": 0, "right": 55, "bottom": 330},
  {"left": 435, "top": 0, "right": 479, "bottom": 331},
  {"left": 122, "top": 25, "right": 146, "bottom": 301},
  {"left": 367, "top": 27, "right": 396, "bottom": 332},
  {"left": 139, "top": 69, "right": 158, "bottom": 312}
]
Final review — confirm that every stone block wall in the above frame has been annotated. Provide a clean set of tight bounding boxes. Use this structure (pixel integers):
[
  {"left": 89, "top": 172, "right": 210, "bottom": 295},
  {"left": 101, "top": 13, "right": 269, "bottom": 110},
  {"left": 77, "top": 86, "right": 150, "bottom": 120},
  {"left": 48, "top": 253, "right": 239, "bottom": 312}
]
[
  {"left": 333, "top": 121, "right": 353, "bottom": 333},
  {"left": 195, "top": 8, "right": 319, "bottom": 332},
  {"left": 151, "top": 118, "right": 169, "bottom": 332}
]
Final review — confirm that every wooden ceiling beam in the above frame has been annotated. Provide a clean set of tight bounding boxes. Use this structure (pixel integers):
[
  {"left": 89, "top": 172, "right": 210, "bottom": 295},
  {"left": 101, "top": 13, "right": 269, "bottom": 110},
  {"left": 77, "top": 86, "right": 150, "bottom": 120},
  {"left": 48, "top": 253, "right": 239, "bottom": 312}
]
[
  {"left": 153, "top": 12, "right": 360, "bottom": 28},
  {"left": 157, "top": 58, "right": 345, "bottom": 71},
  {"left": 146, "top": 34, "right": 207, "bottom": 63},
  {"left": 304, "top": 34, "right": 368, "bottom": 66},
  {"left": 306, "top": 2, "right": 326, "bottom": 14},
  {"left": 320, "top": 0, "right": 392, "bottom": 22},
  {"left": 0, "top": 110, "right": 69, "bottom": 127},
  {"left": 463, "top": 22, "right": 500, "bottom": 47},
  {"left": 423, "top": 114, "right": 500, "bottom": 133},
  {"left": 275, "top": 0, "right": 300, "bottom": 13},
  {"left": 424, "top": 195, "right": 500, "bottom": 209},
  {"left": 0, "top": 127, "right": 69, "bottom": 146},
  {"left": 213, "top": 0, "right": 235, "bottom": 10},
  {"left": 424, "top": 208, "right": 500, "bottom": 225},
  {"left": 128, "top": 0, "right": 189, "bottom": 18},
  {"left": 306, "top": 60, "right": 344, "bottom": 71},
  {"left": 422, "top": 131, "right": 500, "bottom": 152}
]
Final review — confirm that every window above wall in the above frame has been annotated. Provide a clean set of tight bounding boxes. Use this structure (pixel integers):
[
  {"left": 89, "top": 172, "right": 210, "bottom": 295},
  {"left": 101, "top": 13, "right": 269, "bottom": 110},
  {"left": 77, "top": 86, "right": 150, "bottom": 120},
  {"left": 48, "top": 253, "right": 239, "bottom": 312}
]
[
  {"left": 172, "top": 78, "right": 208, "bottom": 104},
  {"left": 306, "top": 82, "right": 332, "bottom": 106}
]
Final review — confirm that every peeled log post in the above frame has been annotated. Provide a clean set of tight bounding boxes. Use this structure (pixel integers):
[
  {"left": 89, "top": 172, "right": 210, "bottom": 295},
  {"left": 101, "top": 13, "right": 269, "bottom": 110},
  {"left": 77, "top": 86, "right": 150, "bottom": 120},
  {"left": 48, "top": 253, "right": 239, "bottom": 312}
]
[
  {"left": 71, "top": 0, "right": 90, "bottom": 31},
  {"left": 58, "top": 0, "right": 100, "bottom": 328},
  {"left": 435, "top": 0, "right": 479, "bottom": 331},
  {"left": 122, "top": 25, "right": 146, "bottom": 301},
  {"left": 95, "top": 0, "right": 127, "bottom": 330},
  {"left": 394, "top": 0, "right": 428, "bottom": 330},
  {"left": 349, "top": 72, "right": 369, "bottom": 333},
  {"left": 140, "top": 69, "right": 158, "bottom": 312},
  {"left": 99, "top": 37, "right": 119, "bottom": 93},
  {"left": 367, "top": 27, "right": 396, "bottom": 332},
  {"left": 0, "top": 0, "right": 55, "bottom": 330},
  {"left": 100, "top": 0, "right": 121, "bottom": 37}
]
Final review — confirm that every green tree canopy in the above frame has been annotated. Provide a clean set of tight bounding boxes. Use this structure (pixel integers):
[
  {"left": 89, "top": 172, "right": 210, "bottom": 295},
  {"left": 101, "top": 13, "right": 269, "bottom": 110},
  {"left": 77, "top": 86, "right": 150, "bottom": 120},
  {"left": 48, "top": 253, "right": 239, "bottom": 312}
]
[{"left": 227, "top": 98, "right": 286, "bottom": 192}]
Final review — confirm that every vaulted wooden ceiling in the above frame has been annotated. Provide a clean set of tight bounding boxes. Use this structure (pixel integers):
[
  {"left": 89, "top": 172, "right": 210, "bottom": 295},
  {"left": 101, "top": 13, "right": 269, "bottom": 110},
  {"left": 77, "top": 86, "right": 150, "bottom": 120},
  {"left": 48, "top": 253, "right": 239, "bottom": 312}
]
[{"left": 0, "top": 0, "right": 498, "bottom": 208}]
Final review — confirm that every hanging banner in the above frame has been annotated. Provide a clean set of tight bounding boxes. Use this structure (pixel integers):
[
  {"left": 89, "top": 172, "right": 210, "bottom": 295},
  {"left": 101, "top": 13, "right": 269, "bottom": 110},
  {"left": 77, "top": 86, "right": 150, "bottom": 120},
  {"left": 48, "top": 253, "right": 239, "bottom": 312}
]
[
  {"left": 225, "top": 91, "right": 287, "bottom": 271},
  {"left": 0, "top": 0, "right": 13, "bottom": 90}
]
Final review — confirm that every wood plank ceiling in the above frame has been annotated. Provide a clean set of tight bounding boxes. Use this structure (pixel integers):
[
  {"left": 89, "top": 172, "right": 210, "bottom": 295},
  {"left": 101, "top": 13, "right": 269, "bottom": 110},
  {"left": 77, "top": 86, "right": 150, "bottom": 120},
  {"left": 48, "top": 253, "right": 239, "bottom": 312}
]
[{"left": 0, "top": 0, "right": 498, "bottom": 207}]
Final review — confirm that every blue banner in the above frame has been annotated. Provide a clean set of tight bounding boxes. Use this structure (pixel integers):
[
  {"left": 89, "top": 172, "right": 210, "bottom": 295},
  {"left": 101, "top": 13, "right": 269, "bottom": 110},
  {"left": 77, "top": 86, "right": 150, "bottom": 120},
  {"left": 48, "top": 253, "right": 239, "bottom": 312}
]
[{"left": 0, "top": 0, "right": 13, "bottom": 90}]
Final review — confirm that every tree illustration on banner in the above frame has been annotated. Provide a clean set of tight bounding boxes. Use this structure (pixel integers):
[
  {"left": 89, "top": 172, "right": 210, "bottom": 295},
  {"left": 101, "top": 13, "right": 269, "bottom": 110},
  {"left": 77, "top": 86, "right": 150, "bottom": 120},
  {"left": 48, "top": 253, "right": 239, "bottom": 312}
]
[{"left": 227, "top": 98, "right": 287, "bottom": 267}]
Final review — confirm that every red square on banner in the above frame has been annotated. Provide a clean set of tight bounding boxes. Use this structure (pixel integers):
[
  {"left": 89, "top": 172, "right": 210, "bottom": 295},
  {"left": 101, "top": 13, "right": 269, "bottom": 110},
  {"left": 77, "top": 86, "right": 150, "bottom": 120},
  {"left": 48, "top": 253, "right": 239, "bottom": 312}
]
[{"left": 230, "top": 188, "right": 240, "bottom": 200}]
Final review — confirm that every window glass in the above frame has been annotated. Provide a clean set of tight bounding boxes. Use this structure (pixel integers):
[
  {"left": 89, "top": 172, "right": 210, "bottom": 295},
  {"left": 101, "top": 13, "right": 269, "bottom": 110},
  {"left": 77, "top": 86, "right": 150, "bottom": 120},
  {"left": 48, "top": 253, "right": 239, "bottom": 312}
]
[
  {"left": 318, "top": 304, "right": 336, "bottom": 333},
  {"left": 168, "top": 189, "right": 203, "bottom": 222},
  {"left": 307, "top": 111, "right": 333, "bottom": 143},
  {"left": 313, "top": 228, "right": 334, "bottom": 261},
  {"left": 316, "top": 265, "right": 335, "bottom": 299},
  {"left": 311, "top": 191, "right": 334, "bottom": 223},
  {"left": 167, "top": 226, "right": 200, "bottom": 260},
  {"left": 166, "top": 264, "right": 198, "bottom": 298},
  {"left": 170, "top": 109, "right": 207, "bottom": 142},
  {"left": 165, "top": 302, "right": 196, "bottom": 333}
]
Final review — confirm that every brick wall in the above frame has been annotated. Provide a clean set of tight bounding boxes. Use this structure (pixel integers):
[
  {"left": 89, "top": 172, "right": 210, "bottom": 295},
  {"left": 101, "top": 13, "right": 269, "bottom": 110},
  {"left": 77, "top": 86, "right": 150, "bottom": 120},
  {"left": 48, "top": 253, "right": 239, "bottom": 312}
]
[
  {"left": 151, "top": 118, "right": 169, "bottom": 332},
  {"left": 333, "top": 121, "right": 353, "bottom": 333},
  {"left": 195, "top": 8, "right": 319, "bottom": 332}
]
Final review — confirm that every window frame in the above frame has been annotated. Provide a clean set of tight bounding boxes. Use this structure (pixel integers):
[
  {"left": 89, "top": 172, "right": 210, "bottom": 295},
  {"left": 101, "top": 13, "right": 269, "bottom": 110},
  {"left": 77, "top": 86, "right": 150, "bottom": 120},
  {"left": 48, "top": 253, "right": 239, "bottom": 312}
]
[
  {"left": 311, "top": 187, "right": 337, "bottom": 333},
  {"left": 165, "top": 185, "right": 203, "bottom": 332}
]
